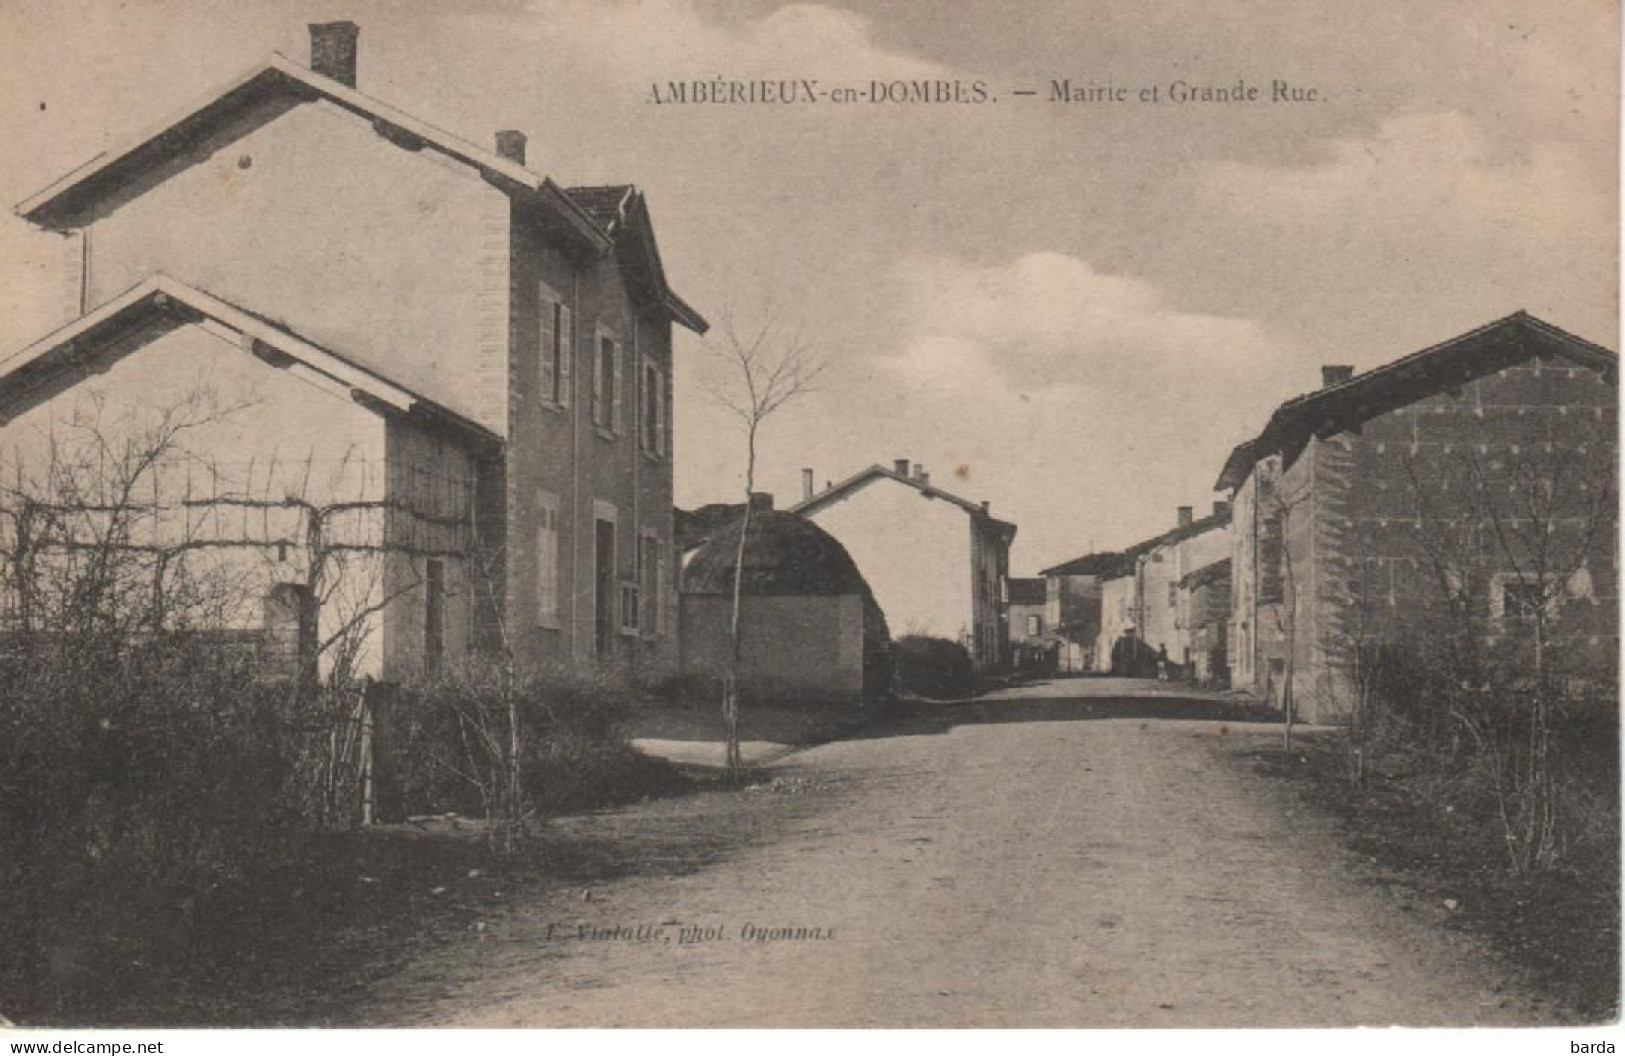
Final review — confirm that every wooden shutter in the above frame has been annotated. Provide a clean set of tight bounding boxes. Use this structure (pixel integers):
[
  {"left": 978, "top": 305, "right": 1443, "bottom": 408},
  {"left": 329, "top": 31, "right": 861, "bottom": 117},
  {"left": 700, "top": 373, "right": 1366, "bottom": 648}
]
[
  {"left": 592, "top": 332, "right": 605, "bottom": 425},
  {"left": 654, "top": 366, "right": 666, "bottom": 456},
  {"left": 611, "top": 338, "right": 624, "bottom": 433},
  {"left": 557, "top": 304, "right": 572, "bottom": 407},
  {"left": 538, "top": 291, "right": 556, "bottom": 405}
]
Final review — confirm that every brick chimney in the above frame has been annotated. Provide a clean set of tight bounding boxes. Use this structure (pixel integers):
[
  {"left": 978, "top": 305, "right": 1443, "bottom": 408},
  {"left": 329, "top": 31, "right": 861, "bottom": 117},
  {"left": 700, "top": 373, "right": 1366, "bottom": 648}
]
[
  {"left": 1177, "top": 505, "right": 1193, "bottom": 528},
  {"left": 1213, "top": 500, "right": 1231, "bottom": 520},
  {"left": 893, "top": 458, "right": 910, "bottom": 475},
  {"left": 801, "top": 468, "right": 814, "bottom": 501},
  {"left": 494, "top": 130, "right": 527, "bottom": 166},
  {"left": 1321, "top": 364, "right": 1355, "bottom": 388},
  {"left": 309, "top": 22, "right": 360, "bottom": 87},
  {"left": 748, "top": 492, "right": 774, "bottom": 512}
]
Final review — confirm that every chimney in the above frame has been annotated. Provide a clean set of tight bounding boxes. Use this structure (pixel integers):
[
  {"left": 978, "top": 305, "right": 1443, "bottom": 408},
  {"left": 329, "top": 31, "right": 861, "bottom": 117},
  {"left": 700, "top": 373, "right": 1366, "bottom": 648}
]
[
  {"left": 980, "top": 500, "right": 991, "bottom": 513},
  {"left": 494, "top": 130, "right": 527, "bottom": 166},
  {"left": 309, "top": 22, "right": 360, "bottom": 87},
  {"left": 748, "top": 492, "right": 774, "bottom": 512},
  {"left": 1177, "top": 505, "right": 1194, "bottom": 527},
  {"left": 1321, "top": 364, "right": 1355, "bottom": 388},
  {"left": 893, "top": 458, "right": 910, "bottom": 475},
  {"left": 1213, "top": 500, "right": 1231, "bottom": 520},
  {"left": 918, "top": 471, "right": 930, "bottom": 487},
  {"left": 801, "top": 468, "right": 814, "bottom": 501}
]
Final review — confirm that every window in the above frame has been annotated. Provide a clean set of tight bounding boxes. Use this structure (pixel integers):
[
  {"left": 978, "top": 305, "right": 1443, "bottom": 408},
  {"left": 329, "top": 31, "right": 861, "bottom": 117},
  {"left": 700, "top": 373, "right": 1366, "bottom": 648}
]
[
  {"left": 618, "top": 581, "right": 641, "bottom": 636},
  {"left": 640, "top": 357, "right": 666, "bottom": 457},
  {"left": 1168, "top": 582, "right": 1178, "bottom": 608},
  {"left": 592, "top": 329, "right": 622, "bottom": 432},
  {"left": 639, "top": 529, "right": 662, "bottom": 639},
  {"left": 537, "top": 286, "right": 572, "bottom": 407},
  {"left": 535, "top": 490, "right": 561, "bottom": 628},
  {"left": 1259, "top": 513, "right": 1284, "bottom": 604},
  {"left": 1026, "top": 614, "right": 1042, "bottom": 637}
]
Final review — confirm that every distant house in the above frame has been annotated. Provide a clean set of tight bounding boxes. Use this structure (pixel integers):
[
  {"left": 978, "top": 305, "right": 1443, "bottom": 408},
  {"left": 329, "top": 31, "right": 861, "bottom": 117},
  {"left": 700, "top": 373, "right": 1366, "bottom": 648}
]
[
  {"left": 1005, "top": 577, "right": 1049, "bottom": 671},
  {"left": 0, "top": 23, "right": 706, "bottom": 684},
  {"left": 1135, "top": 504, "right": 1232, "bottom": 675},
  {"left": 1006, "top": 577, "right": 1048, "bottom": 642},
  {"left": 1216, "top": 312, "right": 1617, "bottom": 723},
  {"left": 1179, "top": 558, "right": 1232, "bottom": 686},
  {"left": 679, "top": 507, "right": 891, "bottom": 704},
  {"left": 1037, "top": 551, "right": 1132, "bottom": 673},
  {"left": 1064, "top": 504, "right": 1231, "bottom": 677},
  {"left": 791, "top": 459, "right": 1016, "bottom": 670}
]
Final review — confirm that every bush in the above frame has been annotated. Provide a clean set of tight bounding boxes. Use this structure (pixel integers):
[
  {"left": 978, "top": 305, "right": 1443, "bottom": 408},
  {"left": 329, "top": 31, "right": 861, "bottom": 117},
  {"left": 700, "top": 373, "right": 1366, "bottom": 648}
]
[
  {"left": 389, "top": 664, "right": 686, "bottom": 828},
  {"left": 0, "top": 635, "right": 340, "bottom": 1020},
  {"left": 894, "top": 635, "right": 976, "bottom": 700}
]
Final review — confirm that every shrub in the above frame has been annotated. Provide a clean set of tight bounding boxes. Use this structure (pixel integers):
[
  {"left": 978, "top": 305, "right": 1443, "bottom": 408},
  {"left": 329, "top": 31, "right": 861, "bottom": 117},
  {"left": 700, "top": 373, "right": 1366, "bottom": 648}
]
[
  {"left": 389, "top": 664, "right": 686, "bottom": 832},
  {"left": 893, "top": 634, "right": 976, "bottom": 700},
  {"left": 0, "top": 634, "right": 340, "bottom": 1020}
]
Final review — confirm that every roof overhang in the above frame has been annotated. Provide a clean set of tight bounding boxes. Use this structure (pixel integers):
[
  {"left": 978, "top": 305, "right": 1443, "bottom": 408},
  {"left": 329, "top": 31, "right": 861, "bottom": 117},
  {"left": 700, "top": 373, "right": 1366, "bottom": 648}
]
[
  {"left": 1213, "top": 312, "right": 1618, "bottom": 492},
  {"left": 15, "top": 54, "right": 610, "bottom": 257},
  {"left": 0, "top": 275, "right": 501, "bottom": 451}
]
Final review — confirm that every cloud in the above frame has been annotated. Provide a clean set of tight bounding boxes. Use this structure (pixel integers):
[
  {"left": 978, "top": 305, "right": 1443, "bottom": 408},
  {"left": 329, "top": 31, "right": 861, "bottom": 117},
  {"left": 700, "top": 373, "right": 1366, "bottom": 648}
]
[
  {"left": 1199, "top": 111, "right": 1614, "bottom": 269},
  {"left": 533, "top": 0, "right": 946, "bottom": 82},
  {"left": 880, "top": 251, "right": 1282, "bottom": 401}
]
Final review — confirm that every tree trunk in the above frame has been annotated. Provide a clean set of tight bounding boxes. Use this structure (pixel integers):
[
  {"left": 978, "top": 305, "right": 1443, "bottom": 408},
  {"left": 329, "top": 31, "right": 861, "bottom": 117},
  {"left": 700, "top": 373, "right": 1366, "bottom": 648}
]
[{"left": 722, "top": 422, "right": 758, "bottom": 785}]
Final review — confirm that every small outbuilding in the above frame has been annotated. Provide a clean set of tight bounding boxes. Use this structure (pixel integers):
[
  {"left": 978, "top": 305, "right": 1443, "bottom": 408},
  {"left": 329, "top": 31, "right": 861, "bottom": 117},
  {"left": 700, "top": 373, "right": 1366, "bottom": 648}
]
[{"left": 680, "top": 510, "right": 892, "bottom": 704}]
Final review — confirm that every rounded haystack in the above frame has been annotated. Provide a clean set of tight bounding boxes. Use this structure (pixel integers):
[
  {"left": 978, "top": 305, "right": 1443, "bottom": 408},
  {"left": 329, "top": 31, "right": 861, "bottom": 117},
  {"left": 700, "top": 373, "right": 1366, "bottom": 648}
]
[
  {"left": 682, "top": 511, "right": 874, "bottom": 601},
  {"left": 681, "top": 511, "right": 892, "bottom": 701}
]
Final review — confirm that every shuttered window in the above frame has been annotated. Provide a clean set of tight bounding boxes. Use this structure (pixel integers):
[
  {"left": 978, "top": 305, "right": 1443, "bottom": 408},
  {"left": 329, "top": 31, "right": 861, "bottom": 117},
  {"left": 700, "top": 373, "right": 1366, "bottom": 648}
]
[
  {"left": 538, "top": 288, "right": 572, "bottom": 407},
  {"left": 536, "top": 490, "right": 561, "bottom": 628}
]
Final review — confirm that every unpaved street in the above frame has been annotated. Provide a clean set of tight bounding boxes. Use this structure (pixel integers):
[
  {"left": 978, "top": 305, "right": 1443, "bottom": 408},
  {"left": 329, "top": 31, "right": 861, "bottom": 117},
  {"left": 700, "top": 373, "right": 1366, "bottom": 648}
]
[{"left": 349, "top": 679, "right": 1559, "bottom": 1027}]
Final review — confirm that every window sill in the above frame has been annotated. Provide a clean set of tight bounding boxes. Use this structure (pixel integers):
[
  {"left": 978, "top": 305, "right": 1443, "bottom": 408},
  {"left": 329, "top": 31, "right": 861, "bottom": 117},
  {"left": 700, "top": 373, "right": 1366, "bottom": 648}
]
[
  {"left": 536, "top": 618, "right": 561, "bottom": 632},
  {"left": 539, "top": 400, "right": 568, "bottom": 416},
  {"left": 641, "top": 449, "right": 665, "bottom": 464},
  {"left": 595, "top": 426, "right": 618, "bottom": 442}
]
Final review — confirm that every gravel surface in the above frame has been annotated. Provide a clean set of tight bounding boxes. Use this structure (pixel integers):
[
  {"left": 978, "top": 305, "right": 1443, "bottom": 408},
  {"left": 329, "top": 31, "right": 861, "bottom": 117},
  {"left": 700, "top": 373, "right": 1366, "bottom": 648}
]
[{"left": 347, "top": 678, "right": 1562, "bottom": 1027}]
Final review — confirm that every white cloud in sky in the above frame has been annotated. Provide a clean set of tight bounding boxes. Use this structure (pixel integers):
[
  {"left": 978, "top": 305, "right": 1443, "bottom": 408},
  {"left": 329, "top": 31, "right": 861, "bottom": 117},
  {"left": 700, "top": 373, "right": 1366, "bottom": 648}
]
[
  {"left": 533, "top": 0, "right": 946, "bottom": 82},
  {"left": 1198, "top": 111, "right": 1615, "bottom": 289},
  {"left": 880, "top": 251, "right": 1282, "bottom": 401}
]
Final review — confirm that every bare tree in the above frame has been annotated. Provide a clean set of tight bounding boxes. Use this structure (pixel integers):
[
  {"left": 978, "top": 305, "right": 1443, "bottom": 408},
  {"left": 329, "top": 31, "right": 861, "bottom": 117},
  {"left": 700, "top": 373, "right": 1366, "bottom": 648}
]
[{"left": 702, "top": 306, "right": 827, "bottom": 782}]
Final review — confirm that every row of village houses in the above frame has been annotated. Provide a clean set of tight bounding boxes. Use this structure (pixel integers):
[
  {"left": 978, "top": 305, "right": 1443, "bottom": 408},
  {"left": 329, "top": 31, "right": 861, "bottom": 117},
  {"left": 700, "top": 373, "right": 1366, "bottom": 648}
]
[
  {"left": 0, "top": 23, "right": 1616, "bottom": 729},
  {"left": 1026, "top": 319, "right": 1617, "bottom": 722}
]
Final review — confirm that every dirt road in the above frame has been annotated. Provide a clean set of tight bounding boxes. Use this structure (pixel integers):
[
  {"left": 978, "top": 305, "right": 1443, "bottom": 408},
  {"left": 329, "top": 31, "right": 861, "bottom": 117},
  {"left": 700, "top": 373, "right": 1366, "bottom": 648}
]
[{"left": 348, "top": 679, "right": 1559, "bottom": 1027}]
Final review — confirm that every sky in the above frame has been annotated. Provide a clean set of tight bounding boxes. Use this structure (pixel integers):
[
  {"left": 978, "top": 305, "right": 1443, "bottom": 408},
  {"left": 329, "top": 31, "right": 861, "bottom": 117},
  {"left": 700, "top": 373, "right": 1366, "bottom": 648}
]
[{"left": 0, "top": 0, "right": 1616, "bottom": 574}]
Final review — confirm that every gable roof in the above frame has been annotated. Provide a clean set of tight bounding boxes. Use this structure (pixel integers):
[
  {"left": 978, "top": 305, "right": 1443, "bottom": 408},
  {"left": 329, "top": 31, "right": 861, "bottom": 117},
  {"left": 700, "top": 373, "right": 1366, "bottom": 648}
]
[
  {"left": 566, "top": 185, "right": 708, "bottom": 334},
  {"left": 14, "top": 53, "right": 706, "bottom": 334},
  {"left": 1040, "top": 508, "right": 1230, "bottom": 581},
  {"left": 790, "top": 463, "right": 1017, "bottom": 539},
  {"left": 0, "top": 275, "right": 500, "bottom": 449},
  {"left": 1006, "top": 577, "right": 1047, "bottom": 606},
  {"left": 1039, "top": 550, "right": 1133, "bottom": 578},
  {"left": 1179, "top": 557, "right": 1232, "bottom": 591},
  {"left": 1215, "top": 312, "right": 1617, "bottom": 492}
]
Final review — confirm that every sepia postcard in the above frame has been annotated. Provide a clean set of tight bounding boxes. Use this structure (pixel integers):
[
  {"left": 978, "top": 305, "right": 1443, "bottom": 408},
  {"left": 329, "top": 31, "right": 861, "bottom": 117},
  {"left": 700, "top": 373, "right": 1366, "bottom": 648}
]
[{"left": 0, "top": 0, "right": 1618, "bottom": 1042}]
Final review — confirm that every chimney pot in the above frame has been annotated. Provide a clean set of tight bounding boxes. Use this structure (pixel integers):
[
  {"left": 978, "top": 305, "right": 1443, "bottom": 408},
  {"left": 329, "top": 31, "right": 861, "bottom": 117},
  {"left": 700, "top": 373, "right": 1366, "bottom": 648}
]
[
  {"left": 893, "top": 459, "right": 910, "bottom": 475},
  {"left": 1321, "top": 364, "right": 1355, "bottom": 388},
  {"left": 919, "top": 471, "right": 930, "bottom": 487},
  {"left": 1213, "top": 500, "right": 1231, "bottom": 519},
  {"left": 800, "top": 468, "right": 814, "bottom": 501},
  {"left": 494, "top": 130, "right": 527, "bottom": 166},
  {"left": 748, "top": 492, "right": 774, "bottom": 512},
  {"left": 1177, "top": 505, "right": 1194, "bottom": 527},
  {"left": 309, "top": 21, "right": 360, "bottom": 87}
]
